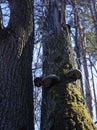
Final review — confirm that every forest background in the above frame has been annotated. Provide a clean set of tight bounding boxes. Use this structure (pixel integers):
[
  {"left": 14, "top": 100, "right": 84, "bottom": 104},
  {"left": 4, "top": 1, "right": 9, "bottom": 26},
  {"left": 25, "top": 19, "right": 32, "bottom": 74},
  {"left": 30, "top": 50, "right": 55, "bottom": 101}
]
[{"left": 0, "top": 0, "right": 97, "bottom": 130}]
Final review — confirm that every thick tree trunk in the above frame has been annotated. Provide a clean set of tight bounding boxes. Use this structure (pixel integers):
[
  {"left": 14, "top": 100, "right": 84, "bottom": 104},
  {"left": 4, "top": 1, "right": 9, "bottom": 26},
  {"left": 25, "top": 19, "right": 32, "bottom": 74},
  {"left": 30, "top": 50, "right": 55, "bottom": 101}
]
[
  {"left": 40, "top": 0, "right": 96, "bottom": 130},
  {"left": 41, "top": 34, "right": 96, "bottom": 130},
  {"left": 0, "top": 1, "right": 34, "bottom": 130}
]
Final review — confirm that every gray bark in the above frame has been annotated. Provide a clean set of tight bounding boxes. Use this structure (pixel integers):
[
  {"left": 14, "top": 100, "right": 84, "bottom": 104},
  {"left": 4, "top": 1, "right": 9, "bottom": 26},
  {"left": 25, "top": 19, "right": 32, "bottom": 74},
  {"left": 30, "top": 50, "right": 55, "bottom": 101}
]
[{"left": 0, "top": 1, "right": 34, "bottom": 130}]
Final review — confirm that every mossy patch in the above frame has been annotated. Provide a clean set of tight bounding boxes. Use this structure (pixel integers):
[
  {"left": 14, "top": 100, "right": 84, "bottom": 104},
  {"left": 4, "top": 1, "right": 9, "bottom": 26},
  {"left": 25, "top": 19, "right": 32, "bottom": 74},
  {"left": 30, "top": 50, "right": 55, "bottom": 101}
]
[
  {"left": 63, "top": 83, "right": 96, "bottom": 130},
  {"left": 42, "top": 31, "right": 96, "bottom": 130},
  {"left": 44, "top": 81, "right": 97, "bottom": 130}
]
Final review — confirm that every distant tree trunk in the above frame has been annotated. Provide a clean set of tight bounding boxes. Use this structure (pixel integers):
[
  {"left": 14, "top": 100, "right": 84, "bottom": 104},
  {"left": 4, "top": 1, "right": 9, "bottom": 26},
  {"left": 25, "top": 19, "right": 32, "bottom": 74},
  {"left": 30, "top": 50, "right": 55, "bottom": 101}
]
[
  {"left": 89, "top": 55, "right": 97, "bottom": 120},
  {"left": 72, "top": 0, "right": 93, "bottom": 117},
  {"left": 40, "top": 0, "right": 96, "bottom": 130},
  {"left": 80, "top": 31, "right": 93, "bottom": 117},
  {"left": 0, "top": 1, "right": 34, "bottom": 130},
  {"left": 73, "top": 3, "right": 84, "bottom": 97},
  {"left": 88, "top": 0, "right": 97, "bottom": 41}
]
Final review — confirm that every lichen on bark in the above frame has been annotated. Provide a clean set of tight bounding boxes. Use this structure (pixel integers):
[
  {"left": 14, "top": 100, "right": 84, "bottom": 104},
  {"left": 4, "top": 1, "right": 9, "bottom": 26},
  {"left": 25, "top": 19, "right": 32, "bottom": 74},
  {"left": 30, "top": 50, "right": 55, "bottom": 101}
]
[
  {"left": 41, "top": 33, "right": 97, "bottom": 130},
  {"left": 43, "top": 80, "right": 97, "bottom": 130}
]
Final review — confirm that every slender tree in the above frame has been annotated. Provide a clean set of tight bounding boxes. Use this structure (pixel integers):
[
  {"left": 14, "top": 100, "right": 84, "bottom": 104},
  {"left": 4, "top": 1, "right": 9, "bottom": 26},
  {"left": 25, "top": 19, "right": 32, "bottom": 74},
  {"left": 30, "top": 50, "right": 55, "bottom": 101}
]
[
  {"left": 80, "top": 30, "right": 93, "bottom": 117},
  {"left": 0, "top": 1, "right": 34, "bottom": 130},
  {"left": 68, "top": 0, "right": 93, "bottom": 117},
  {"left": 87, "top": 0, "right": 97, "bottom": 42},
  {"left": 89, "top": 55, "right": 97, "bottom": 120},
  {"left": 38, "top": 0, "right": 97, "bottom": 129}
]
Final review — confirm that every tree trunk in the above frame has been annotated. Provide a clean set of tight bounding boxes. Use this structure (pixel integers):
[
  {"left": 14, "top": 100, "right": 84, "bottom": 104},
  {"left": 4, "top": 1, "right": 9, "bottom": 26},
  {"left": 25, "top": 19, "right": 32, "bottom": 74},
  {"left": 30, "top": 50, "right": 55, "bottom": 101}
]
[
  {"left": 41, "top": 34, "right": 96, "bottom": 130},
  {"left": 0, "top": 1, "right": 34, "bottom": 130},
  {"left": 40, "top": 0, "right": 96, "bottom": 130},
  {"left": 73, "top": 5, "right": 84, "bottom": 97},
  {"left": 80, "top": 31, "right": 93, "bottom": 117},
  {"left": 72, "top": 0, "right": 93, "bottom": 117},
  {"left": 88, "top": 0, "right": 97, "bottom": 42},
  {"left": 89, "top": 55, "right": 97, "bottom": 120}
]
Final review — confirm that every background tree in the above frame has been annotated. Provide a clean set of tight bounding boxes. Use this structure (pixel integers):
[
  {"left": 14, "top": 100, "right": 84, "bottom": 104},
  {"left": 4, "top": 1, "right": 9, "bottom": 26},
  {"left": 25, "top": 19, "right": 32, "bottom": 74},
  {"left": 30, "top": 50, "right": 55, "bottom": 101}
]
[
  {"left": 64, "top": 0, "right": 97, "bottom": 120},
  {"left": 71, "top": 0, "right": 93, "bottom": 117},
  {"left": 70, "top": 0, "right": 97, "bottom": 120},
  {"left": 0, "top": 0, "right": 34, "bottom": 130}
]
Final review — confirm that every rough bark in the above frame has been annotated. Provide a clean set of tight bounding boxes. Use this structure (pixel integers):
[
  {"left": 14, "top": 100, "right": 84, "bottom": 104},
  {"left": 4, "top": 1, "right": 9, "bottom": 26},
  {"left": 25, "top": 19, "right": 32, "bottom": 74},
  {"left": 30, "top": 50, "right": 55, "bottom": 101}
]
[
  {"left": 41, "top": 0, "right": 96, "bottom": 130},
  {"left": 0, "top": 1, "right": 34, "bottom": 130},
  {"left": 41, "top": 34, "right": 96, "bottom": 130}
]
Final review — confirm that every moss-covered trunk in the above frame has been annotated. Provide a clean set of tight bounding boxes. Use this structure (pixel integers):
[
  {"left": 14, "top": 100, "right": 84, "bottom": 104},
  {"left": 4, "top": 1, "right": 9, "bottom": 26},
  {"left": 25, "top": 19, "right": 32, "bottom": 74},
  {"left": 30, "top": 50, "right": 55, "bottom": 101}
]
[
  {"left": 41, "top": 34, "right": 96, "bottom": 130},
  {"left": 44, "top": 79, "right": 96, "bottom": 130},
  {"left": 0, "top": 1, "right": 34, "bottom": 130},
  {"left": 40, "top": 0, "right": 96, "bottom": 130}
]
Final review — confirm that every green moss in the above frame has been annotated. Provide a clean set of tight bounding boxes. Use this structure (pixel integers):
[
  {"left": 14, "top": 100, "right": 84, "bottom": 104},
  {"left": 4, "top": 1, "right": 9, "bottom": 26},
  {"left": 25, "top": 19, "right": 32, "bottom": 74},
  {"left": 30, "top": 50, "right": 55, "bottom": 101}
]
[
  {"left": 63, "top": 83, "right": 97, "bottom": 130},
  {"left": 42, "top": 33, "right": 96, "bottom": 130},
  {"left": 45, "top": 82, "right": 97, "bottom": 130}
]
